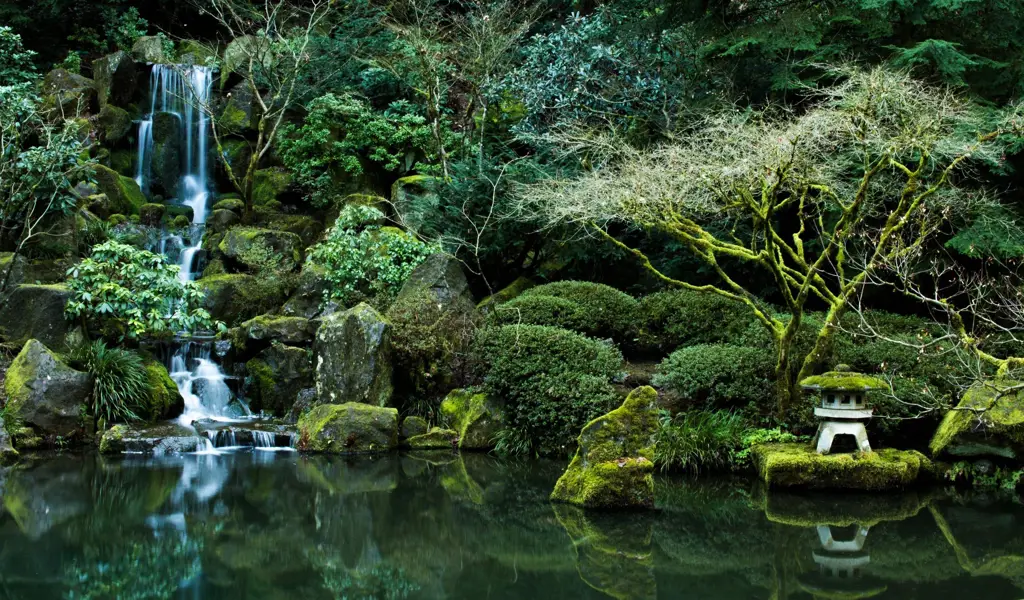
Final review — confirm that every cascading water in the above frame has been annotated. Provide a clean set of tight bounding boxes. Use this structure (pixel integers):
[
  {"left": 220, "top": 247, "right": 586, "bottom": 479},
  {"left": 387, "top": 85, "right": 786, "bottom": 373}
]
[{"left": 135, "top": 64, "right": 240, "bottom": 426}]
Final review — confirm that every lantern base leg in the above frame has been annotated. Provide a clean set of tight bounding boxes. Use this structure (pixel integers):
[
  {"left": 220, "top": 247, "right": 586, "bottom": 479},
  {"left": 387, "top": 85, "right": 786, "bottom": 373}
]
[{"left": 815, "top": 421, "right": 871, "bottom": 454}]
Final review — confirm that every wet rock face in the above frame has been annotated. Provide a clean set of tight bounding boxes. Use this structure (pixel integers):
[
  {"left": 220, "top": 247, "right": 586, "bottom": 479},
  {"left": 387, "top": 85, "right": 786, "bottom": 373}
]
[
  {"left": 92, "top": 51, "right": 137, "bottom": 109},
  {"left": 246, "top": 344, "right": 313, "bottom": 416},
  {"left": 297, "top": 402, "right": 398, "bottom": 453},
  {"left": 314, "top": 303, "right": 393, "bottom": 407},
  {"left": 0, "top": 284, "right": 75, "bottom": 350},
  {"left": 440, "top": 389, "right": 504, "bottom": 450},
  {"left": 550, "top": 386, "right": 660, "bottom": 509},
  {"left": 152, "top": 111, "right": 182, "bottom": 198},
  {"left": 4, "top": 340, "right": 92, "bottom": 444}
]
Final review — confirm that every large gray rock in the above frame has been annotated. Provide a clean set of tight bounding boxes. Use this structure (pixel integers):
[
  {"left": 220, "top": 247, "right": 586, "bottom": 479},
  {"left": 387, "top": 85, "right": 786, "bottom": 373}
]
[
  {"left": 237, "top": 315, "right": 315, "bottom": 346},
  {"left": 196, "top": 274, "right": 265, "bottom": 325},
  {"left": 298, "top": 402, "right": 398, "bottom": 453},
  {"left": 314, "top": 303, "right": 393, "bottom": 407},
  {"left": 218, "top": 227, "right": 303, "bottom": 272},
  {"left": 246, "top": 344, "right": 313, "bottom": 416},
  {"left": 0, "top": 284, "right": 75, "bottom": 349},
  {"left": 4, "top": 340, "right": 92, "bottom": 443},
  {"left": 100, "top": 422, "right": 206, "bottom": 454},
  {"left": 97, "top": 104, "right": 132, "bottom": 142},
  {"left": 152, "top": 111, "right": 181, "bottom": 198},
  {"left": 132, "top": 36, "right": 167, "bottom": 63},
  {"left": 92, "top": 51, "right": 137, "bottom": 109},
  {"left": 41, "top": 69, "right": 96, "bottom": 117},
  {"left": 282, "top": 264, "right": 330, "bottom": 319}
]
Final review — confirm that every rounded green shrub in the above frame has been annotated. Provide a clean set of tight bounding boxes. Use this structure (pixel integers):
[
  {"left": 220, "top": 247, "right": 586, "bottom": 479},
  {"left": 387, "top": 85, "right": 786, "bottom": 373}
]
[
  {"left": 639, "top": 289, "right": 760, "bottom": 352},
  {"left": 473, "top": 324, "right": 624, "bottom": 456},
  {"left": 521, "top": 281, "right": 640, "bottom": 346},
  {"left": 487, "top": 294, "right": 587, "bottom": 331},
  {"left": 652, "top": 344, "right": 775, "bottom": 410}
]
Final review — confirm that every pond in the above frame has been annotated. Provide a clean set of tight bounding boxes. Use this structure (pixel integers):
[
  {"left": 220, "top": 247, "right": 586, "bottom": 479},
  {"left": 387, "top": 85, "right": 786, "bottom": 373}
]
[{"left": 0, "top": 450, "right": 1022, "bottom": 599}]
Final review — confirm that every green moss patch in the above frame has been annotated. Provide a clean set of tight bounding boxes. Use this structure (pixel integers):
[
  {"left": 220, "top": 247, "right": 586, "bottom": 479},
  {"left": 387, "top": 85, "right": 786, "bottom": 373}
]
[
  {"left": 930, "top": 380, "right": 1024, "bottom": 458},
  {"left": 753, "top": 443, "right": 931, "bottom": 490}
]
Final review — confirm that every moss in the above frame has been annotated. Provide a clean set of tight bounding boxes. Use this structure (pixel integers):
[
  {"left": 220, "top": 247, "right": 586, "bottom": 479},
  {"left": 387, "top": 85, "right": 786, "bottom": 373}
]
[
  {"left": 406, "top": 427, "right": 458, "bottom": 450},
  {"left": 92, "top": 164, "right": 146, "bottom": 215},
  {"left": 100, "top": 424, "right": 129, "bottom": 454},
  {"left": 477, "top": 277, "right": 536, "bottom": 313},
  {"left": 799, "top": 370, "right": 889, "bottom": 391},
  {"left": 439, "top": 389, "right": 503, "bottom": 450},
  {"left": 760, "top": 489, "right": 930, "bottom": 527},
  {"left": 218, "top": 226, "right": 303, "bottom": 271},
  {"left": 219, "top": 100, "right": 250, "bottom": 133},
  {"left": 251, "top": 168, "right": 292, "bottom": 206},
  {"left": 297, "top": 402, "right": 398, "bottom": 453},
  {"left": 400, "top": 415, "right": 428, "bottom": 438},
  {"left": 171, "top": 215, "right": 191, "bottom": 228},
  {"left": 3, "top": 342, "right": 41, "bottom": 418},
  {"left": 143, "top": 359, "right": 181, "bottom": 422},
  {"left": 212, "top": 197, "right": 245, "bottom": 212},
  {"left": 753, "top": 443, "right": 930, "bottom": 490},
  {"left": 245, "top": 357, "right": 275, "bottom": 401},
  {"left": 97, "top": 104, "right": 132, "bottom": 142},
  {"left": 930, "top": 380, "right": 1024, "bottom": 457},
  {"left": 108, "top": 213, "right": 127, "bottom": 226}
]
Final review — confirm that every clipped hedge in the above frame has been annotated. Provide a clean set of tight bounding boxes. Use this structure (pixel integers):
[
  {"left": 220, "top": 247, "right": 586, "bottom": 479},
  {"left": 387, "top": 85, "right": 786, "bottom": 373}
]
[
  {"left": 487, "top": 294, "right": 587, "bottom": 331},
  {"left": 652, "top": 344, "right": 775, "bottom": 410},
  {"left": 519, "top": 281, "right": 640, "bottom": 346},
  {"left": 474, "top": 324, "right": 624, "bottom": 456},
  {"left": 640, "top": 289, "right": 760, "bottom": 352}
]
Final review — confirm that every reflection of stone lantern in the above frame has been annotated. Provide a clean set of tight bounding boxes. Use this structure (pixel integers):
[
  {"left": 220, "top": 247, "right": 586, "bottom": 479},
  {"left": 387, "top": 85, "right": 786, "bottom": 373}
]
[
  {"left": 800, "top": 365, "right": 887, "bottom": 455},
  {"left": 798, "top": 524, "right": 887, "bottom": 600}
]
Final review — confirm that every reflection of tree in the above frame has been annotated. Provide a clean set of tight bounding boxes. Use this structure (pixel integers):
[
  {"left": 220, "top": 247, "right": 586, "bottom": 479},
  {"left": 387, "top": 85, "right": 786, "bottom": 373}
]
[
  {"left": 62, "top": 534, "right": 202, "bottom": 600},
  {"left": 307, "top": 548, "right": 418, "bottom": 600}
]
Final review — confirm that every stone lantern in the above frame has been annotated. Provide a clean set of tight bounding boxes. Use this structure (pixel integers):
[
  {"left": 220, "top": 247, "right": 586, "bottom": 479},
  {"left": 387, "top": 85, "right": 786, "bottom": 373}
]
[{"left": 800, "top": 365, "right": 887, "bottom": 454}]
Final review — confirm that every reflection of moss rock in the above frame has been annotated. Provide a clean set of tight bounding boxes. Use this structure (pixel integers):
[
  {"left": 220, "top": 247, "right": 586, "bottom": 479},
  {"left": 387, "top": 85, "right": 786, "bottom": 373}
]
[
  {"left": 218, "top": 226, "right": 303, "bottom": 271},
  {"left": 440, "top": 389, "right": 503, "bottom": 450},
  {"left": 314, "top": 303, "right": 393, "bottom": 407},
  {"left": 440, "top": 456, "right": 485, "bottom": 504},
  {"left": 551, "top": 386, "right": 659, "bottom": 509},
  {"left": 400, "top": 415, "right": 428, "bottom": 439},
  {"left": 252, "top": 168, "right": 292, "bottom": 206},
  {"left": 753, "top": 443, "right": 930, "bottom": 490},
  {"left": 246, "top": 344, "right": 312, "bottom": 416},
  {"left": 406, "top": 428, "right": 458, "bottom": 450},
  {"left": 92, "top": 164, "right": 145, "bottom": 215},
  {"left": 298, "top": 402, "right": 398, "bottom": 453},
  {"left": 297, "top": 456, "right": 398, "bottom": 494},
  {"left": 930, "top": 380, "right": 1024, "bottom": 459},
  {"left": 0, "top": 284, "right": 75, "bottom": 349},
  {"left": 97, "top": 104, "right": 132, "bottom": 141},
  {"left": 553, "top": 504, "right": 657, "bottom": 600},
  {"left": 5, "top": 340, "right": 91, "bottom": 443},
  {"left": 477, "top": 277, "right": 535, "bottom": 313},
  {"left": 761, "top": 489, "right": 929, "bottom": 527}
]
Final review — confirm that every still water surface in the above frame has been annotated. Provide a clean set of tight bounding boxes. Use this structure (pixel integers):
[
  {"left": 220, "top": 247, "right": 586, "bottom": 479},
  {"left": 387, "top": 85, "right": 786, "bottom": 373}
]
[{"left": 0, "top": 450, "right": 1022, "bottom": 599}]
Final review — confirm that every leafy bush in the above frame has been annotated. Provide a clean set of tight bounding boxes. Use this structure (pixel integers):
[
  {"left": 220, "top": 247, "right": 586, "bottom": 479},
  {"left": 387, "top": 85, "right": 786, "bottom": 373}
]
[
  {"left": 278, "top": 93, "right": 437, "bottom": 207},
  {"left": 65, "top": 241, "right": 217, "bottom": 339},
  {"left": 307, "top": 205, "right": 439, "bottom": 307},
  {"left": 474, "top": 324, "right": 624, "bottom": 456},
  {"left": 639, "top": 289, "right": 761, "bottom": 352},
  {"left": 236, "top": 235, "right": 299, "bottom": 315},
  {"left": 488, "top": 294, "right": 586, "bottom": 331},
  {"left": 653, "top": 409, "right": 745, "bottom": 474},
  {"left": 520, "top": 281, "right": 640, "bottom": 347},
  {"left": 0, "top": 26, "right": 35, "bottom": 84},
  {"left": 70, "top": 340, "right": 148, "bottom": 423},
  {"left": 653, "top": 344, "right": 775, "bottom": 410}
]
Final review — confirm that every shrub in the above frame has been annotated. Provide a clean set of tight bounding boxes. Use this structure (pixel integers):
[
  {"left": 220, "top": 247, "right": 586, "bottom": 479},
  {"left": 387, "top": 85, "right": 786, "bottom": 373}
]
[
  {"left": 521, "top": 281, "right": 640, "bottom": 346},
  {"left": 474, "top": 324, "right": 624, "bottom": 456},
  {"left": 639, "top": 289, "right": 761, "bottom": 352},
  {"left": 65, "top": 241, "right": 217, "bottom": 339},
  {"left": 70, "top": 340, "right": 148, "bottom": 424},
  {"left": 652, "top": 344, "right": 775, "bottom": 410},
  {"left": 235, "top": 235, "right": 299, "bottom": 314},
  {"left": 653, "top": 409, "right": 746, "bottom": 474},
  {"left": 307, "top": 205, "right": 439, "bottom": 308},
  {"left": 487, "top": 295, "right": 586, "bottom": 331}
]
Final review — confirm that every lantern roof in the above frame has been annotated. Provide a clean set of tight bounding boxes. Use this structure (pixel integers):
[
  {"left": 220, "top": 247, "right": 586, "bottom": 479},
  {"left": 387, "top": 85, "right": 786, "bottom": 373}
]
[{"left": 800, "top": 365, "right": 887, "bottom": 392}]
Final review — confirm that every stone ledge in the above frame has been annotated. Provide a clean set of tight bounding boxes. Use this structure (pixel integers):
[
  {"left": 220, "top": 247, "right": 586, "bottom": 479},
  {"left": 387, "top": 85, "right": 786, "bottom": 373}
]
[{"left": 752, "top": 443, "right": 933, "bottom": 491}]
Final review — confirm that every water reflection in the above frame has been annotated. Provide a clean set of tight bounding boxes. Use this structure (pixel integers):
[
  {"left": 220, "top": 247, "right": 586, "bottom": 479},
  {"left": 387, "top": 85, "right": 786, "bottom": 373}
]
[{"left": 3, "top": 452, "right": 1024, "bottom": 599}]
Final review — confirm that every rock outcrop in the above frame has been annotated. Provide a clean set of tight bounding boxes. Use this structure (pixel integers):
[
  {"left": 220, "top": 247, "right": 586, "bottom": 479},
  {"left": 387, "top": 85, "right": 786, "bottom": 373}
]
[
  {"left": 930, "top": 380, "right": 1024, "bottom": 459},
  {"left": 4, "top": 340, "right": 92, "bottom": 444},
  {"left": 550, "top": 386, "right": 659, "bottom": 509},
  {"left": 314, "top": 303, "right": 393, "bottom": 407},
  {"left": 440, "top": 389, "right": 503, "bottom": 450},
  {"left": 0, "top": 284, "right": 75, "bottom": 349},
  {"left": 92, "top": 164, "right": 145, "bottom": 215},
  {"left": 246, "top": 344, "right": 313, "bottom": 416},
  {"left": 92, "top": 51, "right": 136, "bottom": 109},
  {"left": 298, "top": 403, "right": 398, "bottom": 453},
  {"left": 218, "top": 227, "right": 303, "bottom": 272}
]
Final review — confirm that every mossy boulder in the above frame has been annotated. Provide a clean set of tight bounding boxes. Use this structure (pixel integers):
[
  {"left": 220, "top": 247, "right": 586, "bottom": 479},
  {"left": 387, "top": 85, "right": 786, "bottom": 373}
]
[
  {"left": 223, "top": 36, "right": 272, "bottom": 79},
  {"left": 142, "top": 359, "right": 184, "bottom": 422},
  {"left": 172, "top": 215, "right": 191, "bottom": 229},
  {"left": 281, "top": 264, "right": 330, "bottom": 319},
  {"left": 164, "top": 203, "right": 194, "bottom": 223},
  {"left": 246, "top": 344, "right": 312, "bottom": 416},
  {"left": 108, "top": 149, "right": 134, "bottom": 176},
  {"left": 212, "top": 197, "right": 246, "bottom": 213},
  {"left": 218, "top": 227, "right": 303, "bottom": 272},
  {"left": 139, "top": 203, "right": 166, "bottom": 227},
  {"left": 752, "top": 443, "right": 931, "bottom": 490},
  {"left": 0, "top": 284, "right": 75, "bottom": 349},
  {"left": 550, "top": 386, "right": 659, "bottom": 509},
  {"left": 96, "top": 104, "right": 132, "bottom": 142},
  {"left": 219, "top": 87, "right": 254, "bottom": 134},
  {"left": 92, "top": 164, "right": 145, "bottom": 215},
  {"left": 0, "top": 417, "right": 18, "bottom": 464},
  {"left": 4, "top": 340, "right": 91, "bottom": 444},
  {"left": 407, "top": 427, "right": 459, "bottom": 450},
  {"left": 930, "top": 380, "right": 1024, "bottom": 459},
  {"left": 92, "top": 51, "right": 136, "bottom": 108},
  {"left": 176, "top": 39, "right": 217, "bottom": 65},
  {"left": 391, "top": 175, "right": 440, "bottom": 233},
  {"left": 0, "top": 255, "right": 65, "bottom": 287},
  {"left": 98, "top": 422, "right": 205, "bottom": 454},
  {"left": 131, "top": 36, "right": 166, "bottom": 63},
  {"left": 400, "top": 415, "right": 428, "bottom": 439},
  {"left": 477, "top": 276, "right": 536, "bottom": 314},
  {"left": 297, "top": 402, "right": 398, "bottom": 453},
  {"left": 196, "top": 273, "right": 265, "bottom": 325},
  {"left": 314, "top": 303, "right": 393, "bottom": 407},
  {"left": 254, "top": 209, "right": 323, "bottom": 248},
  {"left": 208, "top": 208, "right": 241, "bottom": 232},
  {"left": 237, "top": 315, "right": 315, "bottom": 347},
  {"left": 252, "top": 168, "right": 292, "bottom": 206},
  {"left": 440, "top": 389, "right": 503, "bottom": 450},
  {"left": 41, "top": 69, "right": 96, "bottom": 117},
  {"left": 151, "top": 111, "right": 182, "bottom": 198}
]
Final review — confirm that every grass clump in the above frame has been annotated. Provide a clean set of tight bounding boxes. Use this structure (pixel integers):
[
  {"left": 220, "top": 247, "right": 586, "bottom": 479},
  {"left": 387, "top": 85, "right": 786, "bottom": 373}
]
[{"left": 70, "top": 340, "right": 149, "bottom": 423}]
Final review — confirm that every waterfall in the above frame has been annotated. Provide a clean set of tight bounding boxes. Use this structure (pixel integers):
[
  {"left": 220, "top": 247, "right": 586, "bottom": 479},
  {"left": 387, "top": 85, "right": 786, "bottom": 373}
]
[{"left": 170, "top": 340, "right": 250, "bottom": 425}]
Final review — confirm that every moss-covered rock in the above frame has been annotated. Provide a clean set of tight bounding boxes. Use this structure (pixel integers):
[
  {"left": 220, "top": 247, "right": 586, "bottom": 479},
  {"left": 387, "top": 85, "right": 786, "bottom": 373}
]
[
  {"left": 151, "top": 111, "right": 182, "bottom": 198},
  {"left": 176, "top": 39, "right": 218, "bottom": 65},
  {"left": 219, "top": 92, "right": 253, "bottom": 134},
  {"left": 406, "top": 427, "right": 459, "bottom": 450},
  {"left": 92, "top": 51, "right": 136, "bottom": 108},
  {"left": 476, "top": 276, "right": 536, "bottom": 314},
  {"left": 108, "top": 148, "right": 134, "bottom": 176},
  {"left": 281, "top": 264, "right": 329, "bottom": 319},
  {"left": 391, "top": 175, "right": 440, "bottom": 233},
  {"left": 131, "top": 36, "right": 166, "bottom": 63},
  {"left": 246, "top": 344, "right": 312, "bottom": 416},
  {"left": 440, "top": 389, "right": 503, "bottom": 450},
  {"left": 254, "top": 209, "right": 323, "bottom": 248},
  {"left": 753, "top": 443, "right": 931, "bottom": 490},
  {"left": 400, "top": 415, "right": 428, "bottom": 439},
  {"left": 98, "top": 422, "right": 205, "bottom": 454},
  {"left": 0, "top": 284, "right": 75, "bottom": 349},
  {"left": 142, "top": 358, "right": 183, "bottom": 422},
  {"left": 223, "top": 36, "right": 272, "bottom": 80},
  {"left": 550, "top": 387, "right": 659, "bottom": 509},
  {"left": 139, "top": 203, "right": 166, "bottom": 227},
  {"left": 929, "top": 380, "right": 1024, "bottom": 459},
  {"left": 92, "top": 164, "right": 145, "bottom": 215},
  {"left": 218, "top": 227, "right": 303, "bottom": 272},
  {"left": 99, "top": 423, "right": 130, "bottom": 454},
  {"left": 252, "top": 168, "right": 292, "bottom": 206},
  {"left": 4, "top": 340, "right": 91, "bottom": 445},
  {"left": 40, "top": 69, "right": 96, "bottom": 117},
  {"left": 237, "top": 314, "right": 315, "bottom": 347},
  {"left": 108, "top": 213, "right": 127, "bottom": 226},
  {"left": 196, "top": 273, "right": 265, "bottom": 325},
  {"left": 314, "top": 303, "right": 393, "bottom": 407},
  {"left": 212, "top": 197, "right": 246, "bottom": 213},
  {"left": 208, "top": 208, "right": 241, "bottom": 232},
  {"left": 0, "top": 417, "right": 19, "bottom": 464},
  {"left": 297, "top": 402, "right": 398, "bottom": 453},
  {"left": 96, "top": 104, "right": 132, "bottom": 142}
]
